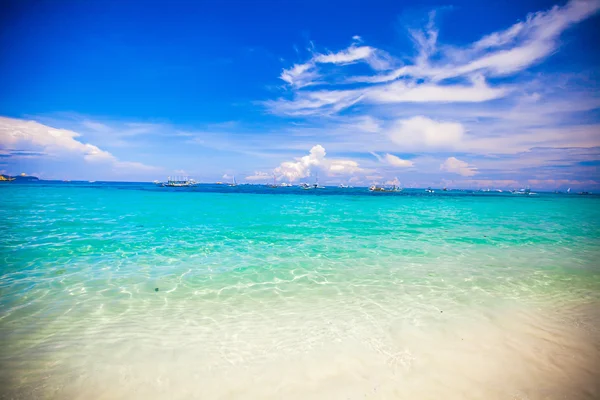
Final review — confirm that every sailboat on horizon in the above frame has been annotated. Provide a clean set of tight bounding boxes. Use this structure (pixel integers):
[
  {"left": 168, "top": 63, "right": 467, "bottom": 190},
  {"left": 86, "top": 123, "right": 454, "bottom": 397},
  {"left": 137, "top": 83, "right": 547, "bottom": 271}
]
[
  {"left": 303, "top": 172, "right": 325, "bottom": 189},
  {"left": 268, "top": 174, "right": 278, "bottom": 188},
  {"left": 313, "top": 173, "right": 324, "bottom": 189}
]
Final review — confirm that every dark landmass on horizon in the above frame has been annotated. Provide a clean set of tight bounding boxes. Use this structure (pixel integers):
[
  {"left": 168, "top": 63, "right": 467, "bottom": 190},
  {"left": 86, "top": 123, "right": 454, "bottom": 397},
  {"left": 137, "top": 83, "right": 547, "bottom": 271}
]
[{"left": 0, "top": 174, "right": 40, "bottom": 182}]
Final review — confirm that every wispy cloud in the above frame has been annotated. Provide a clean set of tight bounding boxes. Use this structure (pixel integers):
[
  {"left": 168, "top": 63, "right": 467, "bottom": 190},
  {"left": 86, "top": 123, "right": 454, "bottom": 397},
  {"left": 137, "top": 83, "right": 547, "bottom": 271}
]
[
  {"left": 245, "top": 171, "right": 272, "bottom": 181},
  {"left": 266, "top": 0, "right": 600, "bottom": 116},
  {"left": 279, "top": 41, "right": 394, "bottom": 89},
  {"left": 371, "top": 152, "right": 414, "bottom": 168},
  {"left": 387, "top": 116, "right": 465, "bottom": 150},
  {"left": 450, "top": 0, "right": 600, "bottom": 77},
  {"left": 33, "top": 113, "right": 174, "bottom": 144},
  {"left": 0, "top": 116, "right": 160, "bottom": 172},
  {"left": 383, "top": 153, "right": 414, "bottom": 168}
]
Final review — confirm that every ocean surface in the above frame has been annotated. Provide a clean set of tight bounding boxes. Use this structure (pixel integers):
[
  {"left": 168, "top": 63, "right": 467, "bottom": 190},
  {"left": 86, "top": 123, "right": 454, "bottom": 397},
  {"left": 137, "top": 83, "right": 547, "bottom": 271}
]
[{"left": 1, "top": 182, "right": 599, "bottom": 399}]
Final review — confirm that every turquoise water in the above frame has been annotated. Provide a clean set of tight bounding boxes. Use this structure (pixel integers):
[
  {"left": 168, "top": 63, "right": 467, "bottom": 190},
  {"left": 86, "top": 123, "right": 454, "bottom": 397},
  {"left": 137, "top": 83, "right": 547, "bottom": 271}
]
[{"left": 1, "top": 183, "right": 599, "bottom": 399}]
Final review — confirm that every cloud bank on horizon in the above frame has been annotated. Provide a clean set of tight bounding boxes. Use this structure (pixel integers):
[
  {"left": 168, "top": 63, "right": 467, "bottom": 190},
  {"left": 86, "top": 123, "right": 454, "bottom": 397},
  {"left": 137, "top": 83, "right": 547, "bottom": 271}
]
[{"left": 1, "top": 0, "right": 599, "bottom": 189}]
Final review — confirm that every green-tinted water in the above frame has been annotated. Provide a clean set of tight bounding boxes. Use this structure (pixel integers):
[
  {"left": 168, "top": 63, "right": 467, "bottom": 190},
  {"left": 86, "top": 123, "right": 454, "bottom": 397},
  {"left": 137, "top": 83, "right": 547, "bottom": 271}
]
[{"left": 1, "top": 183, "right": 599, "bottom": 399}]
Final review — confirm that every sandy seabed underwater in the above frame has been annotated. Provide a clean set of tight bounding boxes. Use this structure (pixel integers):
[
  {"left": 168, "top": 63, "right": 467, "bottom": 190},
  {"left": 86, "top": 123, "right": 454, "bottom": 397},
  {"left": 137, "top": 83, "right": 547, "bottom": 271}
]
[{"left": 1, "top": 183, "right": 599, "bottom": 399}]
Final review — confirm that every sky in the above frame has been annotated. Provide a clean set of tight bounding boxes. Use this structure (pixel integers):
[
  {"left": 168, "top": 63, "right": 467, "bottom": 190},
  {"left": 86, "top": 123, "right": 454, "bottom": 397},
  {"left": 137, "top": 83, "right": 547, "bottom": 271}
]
[{"left": 0, "top": 0, "right": 599, "bottom": 189}]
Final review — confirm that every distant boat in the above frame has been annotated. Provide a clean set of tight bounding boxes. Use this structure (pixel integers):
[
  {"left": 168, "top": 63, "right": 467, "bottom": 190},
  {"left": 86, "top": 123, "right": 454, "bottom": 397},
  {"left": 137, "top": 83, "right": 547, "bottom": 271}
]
[
  {"left": 578, "top": 191, "right": 591, "bottom": 195},
  {"left": 425, "top": 187, "right": 434, "bottom": 193},
  {"left": 160, "top": 176, "right": 196, "bottom": 187},
  {"left": 228, "top": 176, "right": 237, "bottom": 187},
  {"left": 216, "top": 181, "right": 223, "bottom": 185},
  {"left": 339, "top": 183, "right": 349, "bottom": 188},
  {"left": 268, "top": 174, "right": 279, "bottom": 188},
  {"left": 280, "top": 182, "right": 292, "bottom": 187},
  {"left": 442, "top": 187, "right": 447, "bottom": 191},
  {"left": 369, "top": 185, "right": 401, "bottom": 192},
  {"left": 313, "top": 174, "right": 325, "bottom": 189},
  {"left": 567, "top": 188, "right": 571, "bottom": 193},
  {"left": 303, "top": 174, "right": 324, "bottom": 189},
  {"left": 511, "top": 187, "right": 536, "bottom": 195}
]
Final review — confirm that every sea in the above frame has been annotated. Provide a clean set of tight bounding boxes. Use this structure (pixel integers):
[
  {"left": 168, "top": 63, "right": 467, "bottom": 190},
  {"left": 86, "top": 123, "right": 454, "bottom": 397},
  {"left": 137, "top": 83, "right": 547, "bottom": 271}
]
[{"left": 1, "top": 182, "right": 599, "bottom": 399}]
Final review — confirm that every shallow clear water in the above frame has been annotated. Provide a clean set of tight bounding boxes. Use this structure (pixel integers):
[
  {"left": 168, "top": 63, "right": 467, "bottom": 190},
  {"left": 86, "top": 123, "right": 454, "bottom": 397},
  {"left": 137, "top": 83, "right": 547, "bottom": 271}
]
[{"left": 1, "top": 183, "right": 599, "bottom": 399}]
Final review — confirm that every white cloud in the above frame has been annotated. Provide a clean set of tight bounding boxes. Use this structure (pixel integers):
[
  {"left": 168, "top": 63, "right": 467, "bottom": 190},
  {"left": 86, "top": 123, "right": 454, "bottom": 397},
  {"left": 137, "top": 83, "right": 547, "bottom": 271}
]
[
  {"left": 347, "top": 116, "right": 381, "bottom": 133},
  {"left": 279, "top": 42, "right": 395, "bottom": 88},
  {"left": 327, "top": 159, "right": 363, "bottom": 175},
  {"left": 274, "top": 144, "right": 325, "bottom": 181},
  {"left": 245, "top": 171, "right": 272, "bottom": 181},
  {"left": 115, "top": 161, "right": 158, "bottom": 171},
  {"left": 280, "top": 63, "right": 320, "bottom": 88},
  {"left": 408, "top": 10, "right": 439, "bottom": 66},
  {"left": 315, "top": 45, "right": 393, "bottom": 71},
  {"left": 385, "top": 0, "right": 600, "bottom": 82},
  {"left": 268, "top": 0, "right": 600, "bottom": 116},
  {"left": 314, "top": 45, "right": 374, "bottom": 64},
  {"left": 372, "top": 151, "right": 415, "bottom": 167},
  {"left": 365, "top": 175, "right": 384, "bottom": 182},
  {"left": 274, "top": 144, "right": 364, "bottom": 182},
  {"left": 461, "top": 123, "right": 600, "bottom": 154},
  {"left": 457, "top": 0, "right": 600, "bottom": 77},
  {"left": 366, "top": 77, "right": 509, "bottom": 103},
  {"left": 269, "top": 75, "right": 508, "bottom": 115},
  {"left": 383, "top": 153, "right": 414, "bottom": 167},
  {"left": 0, "top": 116, "right": 159, "bottom": 172},
  {"left": 81, "top": 120, "right": 111, "bottom": 132},
  {"left": 265, "top": 89, "right": 365, "bottom": 116},
  {"left": 385, "top": 177, "right": 401, "bottom": 186},
  {"left": 388, "top": 116, "right": 465, "bottom": 149},
  {"left": 440, "top": 157, "right": 478, "bottom": 176}
]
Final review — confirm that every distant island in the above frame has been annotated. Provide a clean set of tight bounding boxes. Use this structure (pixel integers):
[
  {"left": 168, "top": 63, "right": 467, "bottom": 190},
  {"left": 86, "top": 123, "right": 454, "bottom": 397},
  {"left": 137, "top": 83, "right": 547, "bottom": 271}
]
[{"left": 0, "top": 173, "right": 40, "bottom": 182}]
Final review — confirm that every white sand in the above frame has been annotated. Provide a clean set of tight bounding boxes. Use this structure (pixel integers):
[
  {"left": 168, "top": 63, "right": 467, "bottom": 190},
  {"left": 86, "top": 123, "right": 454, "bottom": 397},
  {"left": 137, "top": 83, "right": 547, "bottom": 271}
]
[{"left": 2, "top": 300, "right": 598, "bottom": 399}]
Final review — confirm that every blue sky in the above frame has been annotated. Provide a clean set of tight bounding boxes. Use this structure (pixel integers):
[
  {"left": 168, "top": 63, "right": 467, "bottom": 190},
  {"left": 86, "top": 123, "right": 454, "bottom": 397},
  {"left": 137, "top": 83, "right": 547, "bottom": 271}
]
[{"left": 1, "top": 0, "right": 599, "bottom": 189}]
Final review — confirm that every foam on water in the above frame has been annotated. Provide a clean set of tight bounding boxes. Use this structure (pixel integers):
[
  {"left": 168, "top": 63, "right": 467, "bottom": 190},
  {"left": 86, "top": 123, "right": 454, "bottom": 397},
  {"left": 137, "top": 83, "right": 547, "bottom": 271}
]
[{"left": 1, "top": 183, "right": 599, "bottom": 399}]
